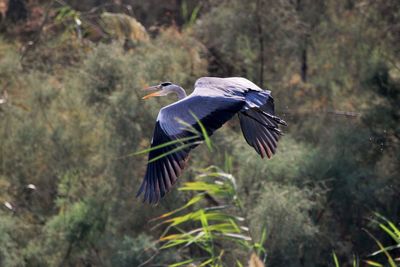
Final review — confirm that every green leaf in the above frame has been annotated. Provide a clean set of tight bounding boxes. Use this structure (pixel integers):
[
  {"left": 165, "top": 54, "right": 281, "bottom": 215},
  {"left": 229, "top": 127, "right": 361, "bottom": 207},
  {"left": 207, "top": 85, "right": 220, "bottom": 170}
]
[
  {"left": 364, "top": 229, "right": 398, "bottom": 267},
  {"left": 123, "top": 135, "right": 198, "bottom": 158},
  {"left": 374, "top": 213, "right": 400, "bottom": 238},
  {"left": 199, "top": 258, "right": 213, "bottom": 266},
  {"left": 148, "top": 142, "right": 201, "bottom": 163},
  {"left": 365, "top": 260, "right": 384, "bottom": 267},
  {"left": 200, "top": 210, "right": 210, "bottom": 234},
  {"left": 379, "top": 223, "right": 400, "bottom": 243},
  {"left": 256, "top": 227, "right": 267, "bottom": 256},
  {"left": 169, "top": 259, "right": 194, "bottom": 267},
  {"left": 190, "top": 111, "right": 213, "bottom": 151},
  {"left": 189, "top": 4, "right": 202, "bottom": 25},
  {"left": 154, "top": 194, "right": 205, "bottom": 221},
  {"left": 179, "top": 181, "right": 219, "bottom": 191},
  {"left": 156, "top": 167, "right": 249, "bottom": 265},
  {"left": 332, "top": 251, "right": 340, "bottom": 267},
  {"left": 370, "top": 244, "right": 400, "bottom": 257}
]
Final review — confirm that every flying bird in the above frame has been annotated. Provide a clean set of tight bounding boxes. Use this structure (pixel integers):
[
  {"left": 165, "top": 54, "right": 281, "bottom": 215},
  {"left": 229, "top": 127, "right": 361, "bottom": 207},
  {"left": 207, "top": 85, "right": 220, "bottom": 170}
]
[{"left": 137, "top": 77, "right": 286, "bottom": 203}]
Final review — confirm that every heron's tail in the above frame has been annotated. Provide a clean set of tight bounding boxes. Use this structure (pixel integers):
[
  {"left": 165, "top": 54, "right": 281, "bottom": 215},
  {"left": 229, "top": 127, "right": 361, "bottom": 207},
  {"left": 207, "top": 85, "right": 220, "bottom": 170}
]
[{"left": 238, "top": 91, "right": 286, "bottom": 158}]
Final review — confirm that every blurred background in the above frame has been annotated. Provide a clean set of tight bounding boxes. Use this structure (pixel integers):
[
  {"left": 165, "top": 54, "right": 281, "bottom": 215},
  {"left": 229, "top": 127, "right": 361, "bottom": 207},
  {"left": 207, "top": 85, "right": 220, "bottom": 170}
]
[{"left": 0, "top": 0, "right": 399, "bottom": 266}]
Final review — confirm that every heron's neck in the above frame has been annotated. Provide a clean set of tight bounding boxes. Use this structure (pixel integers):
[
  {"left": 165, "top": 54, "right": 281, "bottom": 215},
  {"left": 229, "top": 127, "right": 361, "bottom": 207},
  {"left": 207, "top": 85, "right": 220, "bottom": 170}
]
[{"left": 173, "top": 86, "right": 187, "bottom": 100}]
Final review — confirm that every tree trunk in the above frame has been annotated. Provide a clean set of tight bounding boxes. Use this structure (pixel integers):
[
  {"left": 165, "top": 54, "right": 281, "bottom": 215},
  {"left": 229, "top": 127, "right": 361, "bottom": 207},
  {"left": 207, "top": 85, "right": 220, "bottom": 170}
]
[{"left": 301, "top": 38, "right": 308, "bottom": 82}]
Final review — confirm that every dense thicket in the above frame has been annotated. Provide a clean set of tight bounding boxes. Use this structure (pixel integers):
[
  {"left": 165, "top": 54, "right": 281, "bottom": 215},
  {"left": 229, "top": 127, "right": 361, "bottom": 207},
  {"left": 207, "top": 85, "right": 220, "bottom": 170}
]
[{"left": 0, "top": 0, "right": 399, "bottom": 266}]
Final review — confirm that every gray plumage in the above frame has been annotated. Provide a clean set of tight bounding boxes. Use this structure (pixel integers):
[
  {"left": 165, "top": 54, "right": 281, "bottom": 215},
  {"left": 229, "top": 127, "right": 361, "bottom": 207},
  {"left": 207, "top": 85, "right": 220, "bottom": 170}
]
[{"left": 137, "top": 77, "right": 286, "bottom": 204}]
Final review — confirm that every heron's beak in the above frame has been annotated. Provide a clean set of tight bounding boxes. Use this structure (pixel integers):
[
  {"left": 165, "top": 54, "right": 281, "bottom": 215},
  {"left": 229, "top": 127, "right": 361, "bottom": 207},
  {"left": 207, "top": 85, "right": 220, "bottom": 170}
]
[{"left": 142, "top": 85, "right": 162, "bottom": 100}]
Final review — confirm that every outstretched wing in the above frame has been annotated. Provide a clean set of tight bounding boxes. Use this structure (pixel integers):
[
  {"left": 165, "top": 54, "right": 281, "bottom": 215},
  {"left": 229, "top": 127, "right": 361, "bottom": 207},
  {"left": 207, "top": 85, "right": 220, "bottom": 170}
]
[
  {"left": 238, "top": 90, "right": 286, "bottom": 159},
  {"left": 136, "top": 93, "right": 245, "bottom": 204}
]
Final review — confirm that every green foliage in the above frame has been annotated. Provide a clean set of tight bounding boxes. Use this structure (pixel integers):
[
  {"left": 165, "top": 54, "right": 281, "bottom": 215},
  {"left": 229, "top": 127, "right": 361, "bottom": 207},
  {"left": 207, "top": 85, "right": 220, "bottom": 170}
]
[
  {"left": 0, "top": 0, "right": 399, "bottom": 266},
  {"left": 0, "top": 215, "right": 24, "bottom": 267},
  {"left": 43, "top": 199, "right": 108, "bottom": 264},
  {"left": 332, "top": 252, "right": 359, "bottom": 267},
  {"left": 332, "top": 213, "right": 400, "bottom": 267},
  {"left": 365, "top": 214, "right": 400, "bottom": 267},
  {"left": 232, "top": 134, "right": 315, "bottom": 186},
  {"left": 195, "top": 0, "right": 322, "bottom": 88},
  {"left": 249, "top": 182, "right": 319, "bottom": 266},
  {"left": 0, "top": 39, "right": 21, "bottom": 88},
  {"left": 79, "top": 43, "right": 127, "bottom": 105},
  {"left": 157, "top": 167, "right": 264, "bottom": 266},
  {"left": 0, "top": 16, "right": 207, "bottom": 266},
  {"left": 111, "top": 234, "right": 163, "bottom": 267},
  {"left": 180, "top": 0, "right": 202, "bottom": 27}
]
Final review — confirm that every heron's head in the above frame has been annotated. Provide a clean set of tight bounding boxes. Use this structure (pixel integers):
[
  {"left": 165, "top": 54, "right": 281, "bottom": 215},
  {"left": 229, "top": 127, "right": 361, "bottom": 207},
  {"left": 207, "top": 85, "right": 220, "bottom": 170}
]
[{"left": 142, "top": 82, "right": 178, "bottom": 100}]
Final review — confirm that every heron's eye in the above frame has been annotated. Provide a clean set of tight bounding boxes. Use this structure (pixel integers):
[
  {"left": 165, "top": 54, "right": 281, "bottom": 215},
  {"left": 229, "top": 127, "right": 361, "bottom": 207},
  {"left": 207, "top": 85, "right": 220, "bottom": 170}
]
[{"left": 161, "top": 82, "right": 172, "bottom": 87}]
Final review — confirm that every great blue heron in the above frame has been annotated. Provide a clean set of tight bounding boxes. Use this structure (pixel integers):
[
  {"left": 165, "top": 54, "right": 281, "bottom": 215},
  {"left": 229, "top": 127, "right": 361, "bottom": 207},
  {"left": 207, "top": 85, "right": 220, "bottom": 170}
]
[{"left": 137, "top": 77, "right": 286, "bottom": 203}]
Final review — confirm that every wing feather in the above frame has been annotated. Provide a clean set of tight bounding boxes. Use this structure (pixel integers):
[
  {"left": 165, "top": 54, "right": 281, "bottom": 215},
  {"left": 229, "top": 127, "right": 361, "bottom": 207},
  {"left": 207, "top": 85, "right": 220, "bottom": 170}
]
[
  {"left": 137, "top": 94, "right": 244, "bottom": 203},
  {"left": 238, "top": 91, "right": 285, "bottom": 159},
  {"left": 137, "top": 77, "right": 286, "bottom": 203}
]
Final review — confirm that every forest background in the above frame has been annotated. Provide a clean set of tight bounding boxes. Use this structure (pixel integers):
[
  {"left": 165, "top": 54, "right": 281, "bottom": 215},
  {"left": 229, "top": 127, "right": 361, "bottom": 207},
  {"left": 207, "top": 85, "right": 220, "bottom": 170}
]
[{"left": 0, "top": 0, "right": 399, "bottom": 266}]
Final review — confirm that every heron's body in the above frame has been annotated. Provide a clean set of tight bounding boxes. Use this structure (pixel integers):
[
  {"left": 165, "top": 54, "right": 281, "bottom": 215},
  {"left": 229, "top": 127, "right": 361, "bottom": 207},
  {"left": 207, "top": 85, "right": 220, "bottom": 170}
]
[{"left": 137, "top": 77, "right": 286, "bottom": 204}]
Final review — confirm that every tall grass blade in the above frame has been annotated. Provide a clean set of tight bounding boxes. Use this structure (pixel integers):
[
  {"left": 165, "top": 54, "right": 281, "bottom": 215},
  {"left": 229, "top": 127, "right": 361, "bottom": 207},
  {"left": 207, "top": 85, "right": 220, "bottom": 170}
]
[
  {"left": 255, "top": 227, "right": 267, "bottom": 256},
  {"left": 148, "top": 142, "right": 201, "bottom": 163},
  {"left": 190, "top": 111, "right": 213, "bottom": 151},
  {"left": 374, "top": 213, "right": 400, "bottom": 238},
  {"left": 123, "top": 135, "right": 198, "bottom": 157},
  {"left": 364, "top": 229, "right": 398, "bottom": 267},
  {"left": 332, "top": 251, "right": 340, "bottom": 267},
  {"left": 365, "top": 260, "right": 384, "bottom": 267},
  {"left": 169, "top": 259, "right": 194, "bottom": 267}
]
